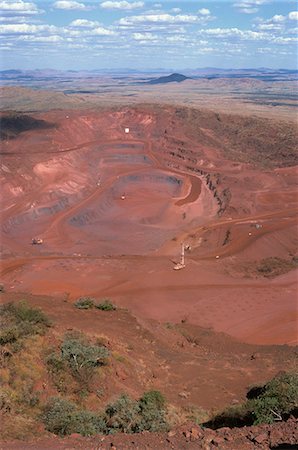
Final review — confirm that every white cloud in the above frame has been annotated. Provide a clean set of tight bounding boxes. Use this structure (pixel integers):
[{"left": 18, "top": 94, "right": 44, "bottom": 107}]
[
  {"left": 198, "top": 8, "right": 210, "bottom": 16},
  {"left": 171, "top": 8, "right": 181, "bottom": 13},
  {"left": 255, "top": 14, "right": 286, "bottom": 31},
  {"left": 166, "top": 35, "right": 187, "bottom": 42},
  {"left": 273, "top": 36, "right": 298, "bottom": 44},
  {"left": 133, "top": 32, "right": 157, "bottom": 40},
  {"left": 20, "top": 34, "right": 63, "bottom": 42},
  {"left": 100, "top": 1, "right": 144, "bottom": 10},
  {"left": 0, "top": 23, "right": 56, "bottom": 33},
  {"left": 233, "top": 0, "right": 269, "bottom": 14},
  {"left": 70, "top": 19, "right": 99, "bottom": 27},
  {"left": 201, "top": 27, "right": 269, "bottom": 41},
  {"left": 0, "top": 0, "right": 40, "bottom": 15},
  {"left": 89, "top": 26, "right": 116, "bottom": 35},
  {"left": 271, "top": 14, "right": 286, "bottom": 23},
  {"left": 119, "top": 14, "right": 201, "bottom": 26},
  {"left": 53, "top": 1, "right": 86, "bottom": 10},
  {"left": 289, "top": 11, "right": 298, "bottom": 21}
]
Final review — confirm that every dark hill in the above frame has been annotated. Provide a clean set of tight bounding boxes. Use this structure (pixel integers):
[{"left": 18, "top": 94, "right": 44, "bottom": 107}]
[
  {"left": 0, "top": 113, "right": 55, "bottom": 140},
  {"left": 146, "top": 73, "right": 191, "bottom": 85}
]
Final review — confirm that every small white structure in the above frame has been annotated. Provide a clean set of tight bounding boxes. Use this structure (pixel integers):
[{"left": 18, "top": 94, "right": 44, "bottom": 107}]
[
  {"left": 121, "top": 194, "right": 126, "bottom": 200},
  {"left": 32, "top": 238, "right": 43, "bottom": 245},
  {"left": 174, "top": 243, "right": 186, "bottom": 270},
  {"left": 124, "top": 127, "right": 130, "bottom": 134}
]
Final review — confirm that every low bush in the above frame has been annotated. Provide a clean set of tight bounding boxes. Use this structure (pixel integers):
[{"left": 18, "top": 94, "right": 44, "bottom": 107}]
[
  {"left": 105, "top": 394, "right": 141, "bottom": 433},
  {"left": 105, "top": 390, "right": 168, "bottom": 433},
  {"left": 95, "top": 299, "right": 116, "bottom": 311},
  {"left": 60, "top": 333, "right": 109, "bottom": 386},
  {"left": 0, "top": 301, "right": 51, "bottom": 347},
  {"left": 206, "top": 372, "right": 298, "bottom": 428},
  {"left": 251, "top": 372, "right": 298, "bottom": 424},
  {"left": 42, "top": 397, "right": 79, "bottom": 436},
  {"left": 42, "top": 397, "right": 106, "bottom": 436},
  {"left": 74, "top": 297, "right": 95, "bottom": 309},
  {"left": 138, "top": 390, "right": 168, "bottom": 432},
  {"left": 43, "top": 389, "right": 169, "bottom": 437}
]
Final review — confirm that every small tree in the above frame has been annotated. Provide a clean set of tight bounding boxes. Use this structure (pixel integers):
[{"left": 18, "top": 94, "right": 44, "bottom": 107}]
[
  {"left": 105, "top": 394, "right": 140, "bottom": 433},
  {"left": 61, "top": 334, "right": 109, "bottom": 386}
]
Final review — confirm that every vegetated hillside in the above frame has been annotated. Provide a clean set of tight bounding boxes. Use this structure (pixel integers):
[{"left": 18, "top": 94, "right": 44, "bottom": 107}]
[
  {"left": 0, "top": 113, "right": 56, "bottom": 140},
  {"left": 165, "top": 105, "right": 298, "bottom": 168},
  {"left": 0, "top": 294, "right": 297, "bottom": 445},
  {"left": 146, "top": 73, "right": 191, "bottom": 84}
]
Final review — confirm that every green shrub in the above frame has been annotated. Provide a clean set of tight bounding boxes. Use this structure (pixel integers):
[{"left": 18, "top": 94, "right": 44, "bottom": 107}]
[
  {"left": 61, "top": 334, "right": 109, "bottom": 385},
  {"left": 105, "top": 391, "right": 168, "bottom": 433},
  {"left": 42, "top": 397, "right": 79, "bottom": 436},
  {"left": 95, "top": 299, "right": 116, "bottom": 311},
  {"left": 105, "top": 394, "right": 140, "bottom": 433},
  {"left": 42, "top": 397, "right": 106, "bottom": 436},
  {"left": 1, "top": 301, "right": 50, "bottom": 326},
  {"left": 251, "top": 372, "right": 298, "bottom": 424},
  {"left": 72, "top": 410, "right": 106, "bottom": 436},
  {"left": 74, "top": 297, "right": 95, "bottom": 309},
  {"left": 138, "top": 390, "right": 168, "bottom": 432},
  {"left": 207, "top": 372, "right": 298, "bottom": 428},
  {"left": 46, "top": 352, "right": 65, "bottom": 373},
  {"left": 0, "top": 326, "right": 20, "bottom": 345},
  {"left": 0, "top": 301, "right": 50, "bottom": 347}
]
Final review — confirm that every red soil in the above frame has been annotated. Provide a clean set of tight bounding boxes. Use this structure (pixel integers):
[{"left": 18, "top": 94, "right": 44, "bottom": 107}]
[{"left": 1, "top": 105, "right": 297, "bottom": 348}]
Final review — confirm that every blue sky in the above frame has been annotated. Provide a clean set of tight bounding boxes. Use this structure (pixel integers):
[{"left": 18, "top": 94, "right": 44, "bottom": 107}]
[{"left": 0, "top": 0, "right": 297, "bottom": 70}]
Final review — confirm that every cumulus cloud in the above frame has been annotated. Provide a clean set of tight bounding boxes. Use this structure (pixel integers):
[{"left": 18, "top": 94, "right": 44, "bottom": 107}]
[
  {"left": 0, "top": 23, "right": 56, "bottom": 34},
  {"left": 20, "top": 34, "right": 63, "bottom": 42},
  {"left": 70, "top": 19, "right": 99, "bottom": 27},
  {"left": 273, "top": 36, "right": 298, "bottom": 44},
  {"left": 119, "top": 14, "right": 202, "bottom": 26},
  {"left": 53, "top": 1, "right": 87, "bottom": 10},
  {"left": 255, "top": 14, "right": 286, "bottom": 31},
  {"left": 201, "top": 27, "right": 269, "bottom": 41},
  {"left": 0, "top": 0, "right": 40, "bottom": 15},
  {"left": 88, "top": 26, "right": 116, "bottom": 35},
  {"left": 233, "top": 0, "right": 269, "bottom": 14},
  {"left": 288, "top": 11, "right": 298, "bottom": 20},
  {"left": 133, "top": 32, "right": 157, "bottom": 40},
  {"left": 198, "top": 8, "right": 210, "bottom": 16},
  {"left": 100, "top": 1, "right": 144, "bottom": 10}
]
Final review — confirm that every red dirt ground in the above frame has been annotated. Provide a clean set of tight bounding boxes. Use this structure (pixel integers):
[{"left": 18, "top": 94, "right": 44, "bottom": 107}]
[
  {"left": 1, "top": 106, "right": 297, "bottom": 346},
  {"left": 0, "top": 103, "right": 297, "bottom": 448}
]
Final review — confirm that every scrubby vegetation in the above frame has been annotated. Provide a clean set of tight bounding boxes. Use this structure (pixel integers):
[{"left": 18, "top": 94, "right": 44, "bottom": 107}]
[
  {"left": 74, "top": 297, "right": 116, "bottom": 311},
  {"left": 95, "top": 299, "right": 116, "bottom": 311},
  {"left": 42, "top": 397, "right": 106, "bottom": 436},
  {"left": 207, "top": 372, "right": 298, "bottom": 429},
  {"left": 0, "top": 301, "right": 51, "bottom": 347},
  {"left": 74, "top": 297, "right": 95, "bottom": 309},
  {"left": 257, "top": 257, "right": 298, "bottom": 278},
  {"left": 0, "top": 301, "right": 51, "bottom": 439},
  {"left": 46, "top": 331, "right": 109, "bottom": 391},
  {"left": 1, "top": 300, "right": 296, "bottom": 441},
  {"left": 42, "top": 390, "right": 168, "bottom": 436}
]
